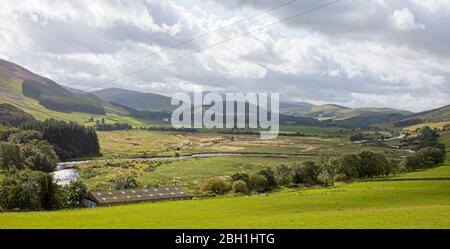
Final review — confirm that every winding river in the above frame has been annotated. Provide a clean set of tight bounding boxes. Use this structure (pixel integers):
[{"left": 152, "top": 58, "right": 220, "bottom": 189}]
[{"left": 53, "top": 133, "right": 409, "bottom": 185}]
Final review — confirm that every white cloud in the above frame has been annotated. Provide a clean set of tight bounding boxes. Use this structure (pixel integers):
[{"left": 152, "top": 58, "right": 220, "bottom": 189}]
[
  {"left": 412, "top": 0, "right": 450, "bottom": 13},
  {"left": 392, "top": 8, "right": 425, "bottom": 30},
  {"left": 0, "top": 0, "right": 449, "bottom": 112}
]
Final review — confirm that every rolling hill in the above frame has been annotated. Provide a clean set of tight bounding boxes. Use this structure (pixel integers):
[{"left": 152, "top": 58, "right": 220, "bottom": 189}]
[
  {"left": 293, "top": 104, "right": 411, "bottom": 120},
  {"left": 92, "top": 88, "right": 174, "bottom": 112},
  {"left": 280, "top": 101, "right": 412, "bottom": 127},
  {"left": 0, "top": 59, "right": 153, "bottom": 126},
  {"left": 394, "top": 105, "right": 450, "bottom": 127},
  {"left": 1, "top": 58, "right": 106, "bottom": 115},
  {"left": 1, "top": 59, "right": 446, "bottom": 130}
]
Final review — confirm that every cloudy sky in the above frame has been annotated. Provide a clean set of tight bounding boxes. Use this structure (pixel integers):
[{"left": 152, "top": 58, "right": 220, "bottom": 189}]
[{"left": 1, "top": 0, "right": 449, "bottom": 112}]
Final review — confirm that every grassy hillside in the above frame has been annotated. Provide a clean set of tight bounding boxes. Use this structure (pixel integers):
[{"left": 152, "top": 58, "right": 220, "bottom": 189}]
[
  {"left": 92, "top": 88, "right": 173, "bottom": 112},
  {"left": 1, "top": 58, "right": 106, "bottom": 114},
  {"left": 1, "top": 178, "right": 449, "bottom": 228},
  {"left": 283, "top": 102, "right": 411, "bottom": 126},
  {"left": 403, "top": 121, "right": 450, "bottom": 132},
  {"left": 394, "top": 105, "right": 450, "bottom": 127},
  {"left": 0, "top": 59, "right": 150, "bottom": 126}
]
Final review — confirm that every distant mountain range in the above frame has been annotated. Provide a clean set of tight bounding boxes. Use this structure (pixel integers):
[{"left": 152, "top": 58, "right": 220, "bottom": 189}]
[{"left": 1, "top": 58, "right": 449, "bottom": 128}]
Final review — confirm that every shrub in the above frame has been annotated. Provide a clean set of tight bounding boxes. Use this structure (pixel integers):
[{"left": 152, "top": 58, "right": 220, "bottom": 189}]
[
  {"left": 257, "top": 167, "right": 277, "bottom": 189},
  {"left": 114, "top": 174, "right": 139, "bottom": 190},
  {"left": 301, "top": 161, "right": 321, "bottom": 186},
  {"left": 317, "top": 169, "right": 334, "bottom": 187},
  {"left": 247, "top": 173, "right": 268, "bottom": 192},
  {"left": 7, "top": 130, "right": 42, "bottom": 144},
  {"left": 274, "top": 164, "right": 292, "bottom": 186},
  {"left": 334, "top": 173, "right": 349, "bottom": 182},
  {"left": 230, "top": 172, "right": 249, "bottom": 183},
  {"left": 200, "top": 177, "right": 231, "bottom": 194},
  {"left": 232, "top": 180, "right": 248, "bottom": 193},
  {"left": 81, "top": 167, "right": 100, "bottom": 179},
  {"left": 63, "top": 181, "right": 87, "bottom": 208}
]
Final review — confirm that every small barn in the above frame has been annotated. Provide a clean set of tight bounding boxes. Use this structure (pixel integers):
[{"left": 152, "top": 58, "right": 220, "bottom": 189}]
[{"left": 83, "top": 186, "right": 193, "bottom": 207}]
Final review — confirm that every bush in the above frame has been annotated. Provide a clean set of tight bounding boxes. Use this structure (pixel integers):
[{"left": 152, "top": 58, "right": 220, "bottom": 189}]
[
  {"left": 334, "top": 173, "right": 349, "bottom": 182},
  {"left": 230, "top": 172, "right": 249, "bottom": 183},
  {"left": 232, "top": 180, "right": 248, "bottom": 193},
  {"left": 247, "top": 173, "right": 268, "bottom": 192},
  {"left": 63, "top": 181, "right": 87, "bottom": 208},
  {"left": 114, "top": 174, "right": 139, "bottom": 190},
  {"left": 200, "top": 177, "right": 231, "bottom": 194},
  {"left": 274, "top": 164, "right": 292, "bottom": 186},
  {"left": 317, "top": 168, "right": 334, "bottom": 187},
  {"left": 297, "top": 161, "right": 321, "bottom": 186},
  {"left": 7, "top": 130, "right": 42, "bottom": 144},
  {"left": 257, "top": 167, "right": 277, "bottom": 189}
]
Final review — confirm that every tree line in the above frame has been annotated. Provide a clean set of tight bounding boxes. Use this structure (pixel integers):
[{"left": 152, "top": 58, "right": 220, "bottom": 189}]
[{"left": 21, "top": 119, "right": 100, "bottom": 160}]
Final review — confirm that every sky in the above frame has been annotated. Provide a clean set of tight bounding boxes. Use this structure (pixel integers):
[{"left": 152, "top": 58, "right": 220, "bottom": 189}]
[{"left": 0, "top": 0, "right": 449, "bottom": 112}]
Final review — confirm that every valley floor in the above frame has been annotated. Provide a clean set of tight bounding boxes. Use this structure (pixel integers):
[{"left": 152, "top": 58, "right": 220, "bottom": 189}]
[{"left": 1, "top": 164, "right": 450, "bottom": 228}]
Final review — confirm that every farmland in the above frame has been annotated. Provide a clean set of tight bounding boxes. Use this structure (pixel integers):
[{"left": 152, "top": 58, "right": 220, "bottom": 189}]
[
  {"left": 96, "top": 129, "right": 408, "bottom": 158},
  {"left": 78, "top": 129, "right": 412, "bottom": 191},
  {"left": 1, "top": 118, "right": 449, "bottom": 229},
  {"left": 1, "top": 176, "right": 449, "bottom": 228},
  {"left": 78, "top": 156, "right": 312, "bottom": 190}
]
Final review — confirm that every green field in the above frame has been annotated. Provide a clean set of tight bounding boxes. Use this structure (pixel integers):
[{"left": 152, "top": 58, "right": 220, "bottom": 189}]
[
  {"left": 394, "top": 164, "right": 450, "bottom": 179},
  {"left": 1, "top": 179, "right": 449, "bottom": 228},
  {"left": 78, "top": 156, "right": 312, "bottom": 190}
]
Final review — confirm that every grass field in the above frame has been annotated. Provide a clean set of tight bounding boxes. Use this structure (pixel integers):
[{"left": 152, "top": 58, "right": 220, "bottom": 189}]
[
  {"left": 1, "top": 179, "right": 449, "bottom": 228},
  {"left": 96, "top": 129, "right": 408, "bottom": 159},
  {"left": 78, "top": 156, "right": 312, "bottom": 190},
  {"left": 97, "top": 130, "right": 185, "bottom": 158},
  {"left": 394, "top": 164, "right": 450, "bottom": 179}
]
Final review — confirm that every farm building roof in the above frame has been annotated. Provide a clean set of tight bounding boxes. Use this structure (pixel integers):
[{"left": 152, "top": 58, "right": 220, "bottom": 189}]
[{"left": 88, "top": 186, "right": 193, "bottom": 205}]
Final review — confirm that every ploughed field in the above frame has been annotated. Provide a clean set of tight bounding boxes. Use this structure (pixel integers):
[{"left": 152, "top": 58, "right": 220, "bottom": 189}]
[{"left": 1, "top": 171, "right": 449, "bottom": 228}]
